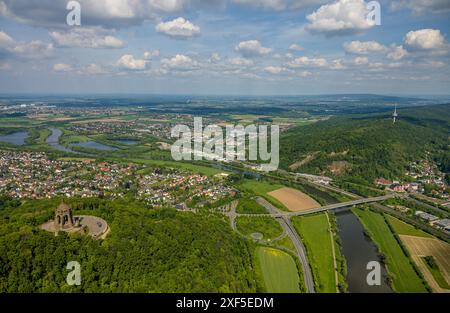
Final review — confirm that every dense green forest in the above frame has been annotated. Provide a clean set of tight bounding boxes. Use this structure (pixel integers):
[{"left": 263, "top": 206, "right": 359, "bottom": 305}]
[
  {"left": 0, "top": 196, "right": 260, "bottom": 292},
  {"left": 280, "top": 104, "right": 450, "bottom": 183}
]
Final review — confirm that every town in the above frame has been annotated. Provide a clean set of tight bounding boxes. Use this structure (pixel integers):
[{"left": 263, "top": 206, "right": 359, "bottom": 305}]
[{"left": 0, "top": 150, "right": 236, "bottom": 209}]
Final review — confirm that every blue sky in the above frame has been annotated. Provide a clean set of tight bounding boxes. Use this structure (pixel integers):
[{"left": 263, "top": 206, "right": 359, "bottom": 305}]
[{"left": 0, "top": 0, "right": 449, "bottom": 95}]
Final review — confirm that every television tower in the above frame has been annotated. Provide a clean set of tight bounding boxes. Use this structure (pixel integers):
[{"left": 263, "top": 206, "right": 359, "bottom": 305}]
[{"left": 392, "top": 104, "right": 398, "bottom": 124}]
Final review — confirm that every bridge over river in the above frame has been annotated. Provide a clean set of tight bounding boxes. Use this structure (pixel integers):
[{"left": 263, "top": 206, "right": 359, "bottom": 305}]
[{"left": 236, "top": 194, "right": 397, "bottom": 218}]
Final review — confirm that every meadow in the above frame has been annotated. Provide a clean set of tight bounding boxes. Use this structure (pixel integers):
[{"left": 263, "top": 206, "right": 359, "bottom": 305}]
[
  {"left": 256, "top": 247, "right": 301, "bottom": 293},
  {"left": 236, "top": 216, "right": 284, "bottom": 241},
  {"left": 353, "top": 208, "right": 428, "bottom": 293},
  {"left": 292, "top": 213, "right": 337, "bottom": 293}
]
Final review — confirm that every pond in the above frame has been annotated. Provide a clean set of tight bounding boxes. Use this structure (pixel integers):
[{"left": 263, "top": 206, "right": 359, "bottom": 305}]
[
  {"left": 71, "top": 141, "right": 118, "bottom": 151},
  {"left": 0, "top": 131, "right": 29, "bottom": 145},
  {"left": 336, "top": 209, "right": 392, "bottom": 293}
]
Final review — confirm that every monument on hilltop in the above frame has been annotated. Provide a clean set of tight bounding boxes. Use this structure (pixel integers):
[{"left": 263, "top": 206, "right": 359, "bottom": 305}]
[{"left": 41, "top": 200, "right": 109, "bottom": 239}]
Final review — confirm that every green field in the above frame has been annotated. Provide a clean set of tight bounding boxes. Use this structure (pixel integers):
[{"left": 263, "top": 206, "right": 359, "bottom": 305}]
[
  {"left": 273, "top": 235, "right": 296, "bottom": 252},
  {"left": 130, "top": 159, "right": 226, "bottom": 176},
  {"left": 238, "top": 180, "right": 288, "bottom": 210},
  {"left": 353, "top": 208, "right": 428, "bottom": 293},
  {"left": 236, "top": 216, "right": 283, "bottom": 241},
  {"left": 256, "top": 247, "right": 301, "bottom": 293},
  {"left": 422, "top": 256, "right": 450, "bottom": 289},
  {"left": 385, "top": 215, "right": 434, "bottom": 238},
  {"left": 292, "top": 213, "right": 337, "bottom": 293},
  {"left": 236, "top": 197, "right": 268, "bottom": 214}
]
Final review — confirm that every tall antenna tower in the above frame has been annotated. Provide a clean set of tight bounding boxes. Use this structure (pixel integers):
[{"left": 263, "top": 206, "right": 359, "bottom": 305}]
[{"left": 392, "top": 104, "right": 398, "bottom": 124}]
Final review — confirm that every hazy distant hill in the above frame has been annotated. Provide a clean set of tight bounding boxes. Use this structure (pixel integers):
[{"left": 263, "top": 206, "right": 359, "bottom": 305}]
[{"left": 280, "top": 104, "right": 450, "bottom": 183}]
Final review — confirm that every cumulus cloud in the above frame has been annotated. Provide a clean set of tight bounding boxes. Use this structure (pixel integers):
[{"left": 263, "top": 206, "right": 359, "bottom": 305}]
[
  {"left": 344, "top": 40, "right": 386, "bottom": 54},
  {"left": 156, "top": 17, "right": 200, "bottom": 39},
  {"left": 353, "top": 56, "right": 369, "bottom": 65},
  {"left": 0, "top": 0, "right": 210, "bottom": 29},
  {"left": 344, "top": 40, "right": 408, "bottom": 61},
  {"left": 52, "top": 63, "right": 72, "bottom": 72},
  {"left": 161, "top": 54, "right": 199, "bottom": 71},
  {"left": 117, "top": 54, "right": 148, "bottom": 70},
  {"left": 264, "top": 66, "right": 287, "bottom": 74},
  {"left": 390, "top": 0, "right": 450, "bottom": 15},
  {"left": 289, "top": 43, "right": 304, "bottom": 51},
  {"left": 0, "top": 31, "right": 53, "bottom": 59},
  {"left": 209, "top": 52, "right": 221, "bottom": 63},
  {"left": 286, "top": 56, "right": 328, "bottom": 68},
  {"left": 82, "top": 63, "right": 108, "bottom": 75},
  {"left": 49, "top": 28, "right": 124, "bottom": 49},
  {"left": 235, "top": 40, "right": 272, "bottom": 57},
  {"left": 387, "top": 45, "right": 408, "bottom": 61},
  {"left": 306, "top": 0, "right": 375, "bottom": 36},
  {"left": 404, "top": 29, "right": 445, "bottom": 50},
  {"left": 144, "top": 50, "right": 160, "bottom": 59},
  {"left": 227, "top": 57, "right": 254, "bottom": 66}
]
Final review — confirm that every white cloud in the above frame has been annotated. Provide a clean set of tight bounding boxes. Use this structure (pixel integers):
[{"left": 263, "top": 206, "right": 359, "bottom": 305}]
[
  {"left": 354, "top": 56, "right": 369, "bottom": 65},
  {"left": 298, "top": 70, "right": 313, "bottom": 77},
  {"left": 49, "top": 28, "right": 124, "bottom": 49},
  {"left": 289, "top": 43, "right": 304, "bottom": 51},
  {"left": 344, "top": 40, "right": 386, "bottom": 54},
  {"left": 144, "top": 50, "right": 160, "bottom": 59},
  {"left": 235, "top": 40, "right": 272, "bottom": 57},
  {"left": 209, "top": 52, "right": 221, "bottom": 63},
  {"left": 287, "top": 56, "right": 328, "bottom": 68},
  {"left": 156, "top": 17, "right": 200, "bottom": 39},
  {"left": 404, "top": 29, "right": 445, "bottom": 50},
  {"left": 264, "top": 66, "right": 287, "bottom": 74},
  {"left": 0, "top": 0, "right": 194, "bottom": 28},
  {"left": 161, "top": 54, "right": 199, "bottom": 71},
  {"left": 387, "top": 45, "right": 408, "bottom": 60},
  {"left": 52, "top": 63, "right": 72, "bottom": 72},
  {"left": 227, "top": 57, "right": 254, "bottom": 66},
  {"left": 0, "top": 31, "right": 53, "bottom": 59},
  {"left": 306, "top": 0, "right": 374, "bottom": 36},
  {"left": 344, "top": 40, "right": 408, "bottom": 61},
  {"left": 82, "top": 63, "right": 108, "bottom": 75},
  {"left": 117, "top": 54, "right": 148, "bottom": 70},
  {"left": 330, "top": 59, "right": 346, "bottom": 69},
  {"left": 0, "top": 31, "right": 14, "bottom": 47}
]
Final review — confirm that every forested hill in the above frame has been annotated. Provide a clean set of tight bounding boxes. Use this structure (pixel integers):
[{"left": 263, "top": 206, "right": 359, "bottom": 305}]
[
  {"left": 280, "top": 103, "right": 450, "bottom": 183},
  {"left": 0, "top": 197, "right": 260, "bottom": 292}
]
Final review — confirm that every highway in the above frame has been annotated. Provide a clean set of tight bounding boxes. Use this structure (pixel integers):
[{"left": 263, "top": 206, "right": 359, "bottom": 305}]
[{"left": 256, "top": 197, "right": 315, "bottom": 293}]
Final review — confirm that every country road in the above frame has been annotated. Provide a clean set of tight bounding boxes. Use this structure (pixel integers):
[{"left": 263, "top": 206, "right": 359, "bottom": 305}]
[{"left": 256, "top": 197, "right": 315, "bottom": 293}]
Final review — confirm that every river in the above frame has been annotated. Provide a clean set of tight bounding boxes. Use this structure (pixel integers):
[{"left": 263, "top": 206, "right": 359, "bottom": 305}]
[
  {"left": 46, "top": 128, "right": 80, "bottom": 154},
  {"left": 336, "top": 209, "right": 392, "bottom": 293}
]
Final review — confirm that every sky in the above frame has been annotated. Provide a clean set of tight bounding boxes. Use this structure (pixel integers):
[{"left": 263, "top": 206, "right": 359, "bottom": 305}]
[{"left": 0, "top": 0, "right": 449, "bottom": 95}]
